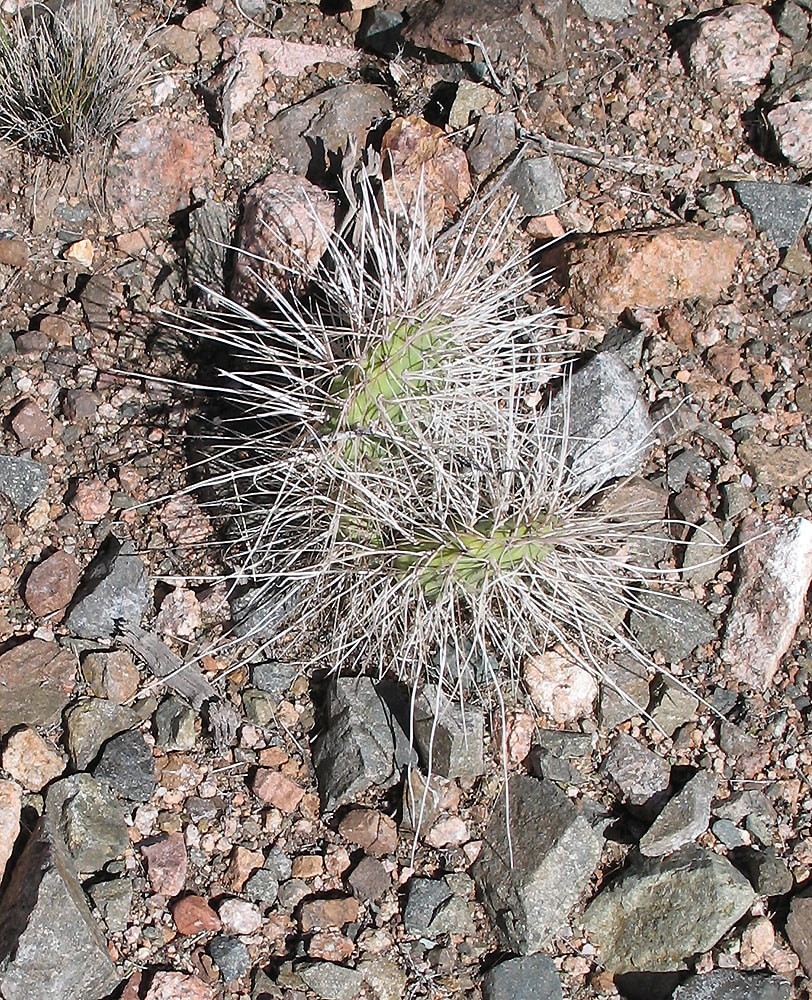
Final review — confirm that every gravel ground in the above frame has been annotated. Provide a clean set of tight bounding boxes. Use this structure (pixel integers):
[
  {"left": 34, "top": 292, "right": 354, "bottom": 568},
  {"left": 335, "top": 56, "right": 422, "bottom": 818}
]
[{"left": 0, "top": 0, "right": 811, "bottom": 998}]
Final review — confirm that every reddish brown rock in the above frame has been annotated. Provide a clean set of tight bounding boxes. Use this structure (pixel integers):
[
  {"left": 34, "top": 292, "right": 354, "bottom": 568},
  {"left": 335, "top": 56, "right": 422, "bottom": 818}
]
[
  {"left": 81, "top": 650, "right": 140, "bottom": 704},
  {"left": 0, "top": 238, "right": 30, "bottom": 268},
  {"left": 70, "top": 479, "right": 112, "bottom": 522},
  {"left": 300, "top": 895, "right": 359, "bottom": 933},
  {"left": 141, "top": 832, "right": 188, "bottom": 898},
  {"left": 737, "top": 442, "right": 812, "bottom": 489},
  {"left": 23, "top": 550, "right": 79, "bottom": 616},
  {"left": 381, "top": 116, "right": 472, "bottom": 232},
  {"left": 171, "top": 895, "right": 221, "bottom": 935},
  {"left": 0, "top": 780, "right": 22, "bottom": 884},
  {"left": 253, "top": 768, "right": 305, "bottom": 812},
  {"left": 2, "top": 727, "right": 64, "bottom": 791},
  {"left": 11, "top": 399, "right": 51, "bottom": 446},
  {"left": 338, "top": 808, "right": 398, "bottom": 857},
  {"left": 307, "top": 930, "right": 355, "bottom": 962},
  {"left": 144, "top": 972, "right": 215, "bottom": 1000},
  {"left": 722, "top": 517, "right": 812, "bottom": 688},
  {"left": 105, "top": 113, "right": 216, "bottom": 230},
  {"left": 559, "top": 226, "right": 741, "bottom": 322},
  {"left": 231, "top": 173, "right": 335, "bottom": 306},
  {"left": 0, "top": 639, "right": 76, "bottom": 733},
  {"left": 226, "top": 845, "right": 264, "bottom": 891}
]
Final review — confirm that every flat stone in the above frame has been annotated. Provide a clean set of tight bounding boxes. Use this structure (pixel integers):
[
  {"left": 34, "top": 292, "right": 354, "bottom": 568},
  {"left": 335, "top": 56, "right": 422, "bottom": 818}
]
[
  {"left": 0, "top": 817, "right": 120, "bottom": 1000},
  {"left": 550, "top": 352, "right": 654, "bottom": 491},
  {"left": 448, "top": 80, "right": 492, "bottom": 130},
  {"left": 601, "top": 732, "right": 671, "bottom": 818},
  {"left": 0, "top": 455, "right": 47, "bottom": 509},
  {"left": 92, "top": 729, "right": 156, "bottom": 802},
  {"left": 403, "top": 876, "right": 475, "bottom": 937},
  {"left": 338, "top": 808, "right": 399, "bottom": 857},
  {"left": 23, "top": 550, "right": 80, "bottom": 615},
  {"left": 734, "top": 182, "right": 812, "bottom": 249},
  {"left": 639, "top": 770, "right": 717, "bottom": 857},
  {"left": 482, "top": 954, "right": 563, "bottom": 1000},
  {"left": 312, "top": 677, "right": 416, "bottom": 813},
  {"left": 208, "top": 936, "right": 250, "bottom": 982},
  {"left": 154, "top": 695, "right": 197, "bottom": 751},
  {"left": 64, "top": 697, "right": 139, "bottom": 770},
  {"left": 583, "top": 845, "right": 756, "bottom": 973},
  {"left": 252, "top": 660, "right": 299, "bottom": 696},
  {"left": 786, "top": 889, "right": 812, "bottom": 976},
  {"left": 252, "top": 768, "right": 305, "bottom": 813},
  {"left": 0, "top": 639, "right": 76, "bottom": 734},
  {"left": 245, "top": 869, "right": 279, "bottom": 905},
  {"left": 648, "top": 678, "right": 700, "bottom": 736},
  {"left": 510, "top": 156, "right": 566, "bottom": 216},
  {"left": 722, "top": 517, "right": 812, "bottom": 687},
  {"left": 599, "top": 654, "right": 652, "bottom": 729},
  {"left": 266, "top": 83, "right": 392, "bottom": 179},
  {"left": 87, "top": 878, "right": 133, "bottom": 933},
  {"left": 45, "top": 773, "right": 129, "bottom": 876},
  {"left": 732, "top": 846, "right": 793, "bottom": 896},
  {"left": 673, "top": 969, "right": 791, "bottom": 1000},
  {"left": 466, "top": 111, "right": 518, "bottom": 176},
  {"left": 0, "top": 779, "right": 22, "bottom": 884},
  {"left": 300, "top": 896, "right": 359, "bottom": 934},
  {"left": 472, "top": 775, "right": 603, "bottom": 953},
  {"left": 412, "top": 685, "right": 484, "bottom": 780},
  {"left": 81, "top": 649, "right": 140, "bottom": 704},
  {"left": 64, "top": 536, "right": 150, "bottom": 640},
  {"left": 686, "top": 5, "right": 779, "bottom": 91},
  {"left": 2, "top": 726, "right": 64, "bottom": 791},
  {"left": 560, "top": 226, "right": 741, "bottom": 322},
  {"left": 298, "top": 961, "right": 364, "bottom": 1000},
  {"left": 629, "top": 590, "right": 716, "bottom": 663}
]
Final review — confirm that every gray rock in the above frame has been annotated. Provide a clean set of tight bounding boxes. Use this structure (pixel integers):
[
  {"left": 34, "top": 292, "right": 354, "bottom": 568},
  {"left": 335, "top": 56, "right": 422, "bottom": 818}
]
[
  {"left": 648, "top": 678, "right": 699, "bottom": 737},
  {"left": 45, "top": 774, "right": 129, "bottom": 876},
  {"left": 242, "top": 688, "right": 274, "bottom": 726},
  {"left": 0, "top": 817, "right": 120, "bottom": 1000},
  {"left": 0, "top": 455, "right": 47, "bottom": 509},
  {"left": 551, "top": 353, "right": 654, "bottom": 492},
  {"left": 312, "top": 677, "right": 416, "bottom": 812},
  {"left": 264, "top": 846, "right": 292, "bottom": 882},
  {"left": 786, "top": 889, "right": 812, "bottom": 976},
  {"left": 601, "top": 732, "right": 671, "bottom": 819},
  {"left": 527, "top": 730, "right": 592, "bottom": 785},
  {"left": 412, "top": 685, "right": 484, "bottom": 780},
  {"left": 576, "top": 0, "right": 632, "bottom": 19},
  {"left": 186, "top": 198, "right": 232, "bottom": 295},
  {"left": 298, "top": 961, "right": 364, "bottom": 1000},
  {"left": 266, "top": 84, "right": 392, "bottom": 179},
  {"left": 482, "top": 954, "right": 562, "bottom": 1000},
  {"left": 472, "top": 775, "right": 603, "bottom": 954},
  {"left": 154, "top": 695, "right": 196, "bottom": 750},
  {"left": 599, "top": 655, "right": 651, "bottom": 729},
  {"left": 672, "top": 969, "right": 791, "bottom": 1000},
  {"left": 92, "top": 729, "right": 156, "bottom": 802},
  {"left": 348, "top": 856, "right": 390, "bottom": 902},
  {"left": 245, "top": 869, "right": 279, "bottom": 905},
  {"left": 681, "top": 519, "right": 725, "bottom": 586},
  {"left": 712, "top": 819, "right": 750, "bottom": 850},
  {"left": 448, "top": 81, "right": 492, "bottom": 129},
  {"left": 403, "top": 876, "right": 475, "bottom": 937},
  {"left": 639, "top": 770, "right": 717, "bottom": 857},
  {"left": 87, "top": 877, "right": 133, "bottom": 933},
  {"left": 252, "top": 659, "right": 299, "bottom": 696},
  {"left": 510, "top": 156, "right": 566, "bottom": 216},
  {"left": 208, "top": 935, "right": 250, "bottom": 982},
  {"left": 466, "top": 112, "right": 518, "bottom": 176},
  {"left": 358, "top": 8, "right": 404, "bottom": 56},
  {"left": 582, "top": 845, "right": 756, "bottom": 973},
  {"left": 734, "top": 181, "right": 812, "bottom": 249},
  {"left": 732, "top": 846, "right": 794, "bottom": 895},
  {"left": 667, "top": 447, "right": 711, "bottom": 492},
  {"left": 64, "top": 536, "right": 149, "bottom": 640},
  {"left": 629, "top": 590, "right": 716, "bottom": 663},
  {"left": 64, "top": 697, "right": 139, "bottom": 770}
]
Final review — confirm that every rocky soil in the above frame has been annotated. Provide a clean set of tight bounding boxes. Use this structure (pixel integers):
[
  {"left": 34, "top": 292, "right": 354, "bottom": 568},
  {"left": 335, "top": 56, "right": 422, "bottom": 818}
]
[{"left": 0, "top": 0, "right": 812, "bottom": 998}]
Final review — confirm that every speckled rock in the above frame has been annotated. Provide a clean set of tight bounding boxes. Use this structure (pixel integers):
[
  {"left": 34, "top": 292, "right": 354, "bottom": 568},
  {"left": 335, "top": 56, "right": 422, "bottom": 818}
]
[
  {"left": 64, "top": 536, "right": 149, "bottom": 640},
  {"left": 0, "top": 455, "right": 47, "bottom": 509},
  {"left": 686, "top": 5, "right": 779, "bottom": 91},
  {"left": 45, "top": 773, "right": 129, "bottom": 876},
  {"left": 672, "top": 969, "right": 791, "bottom": 1000},
  {"left": 639, "top": 770, "right": 717, "bottom": 857},
  {"left": 0, "top": 639, "right": 76, "bottom": 733}
]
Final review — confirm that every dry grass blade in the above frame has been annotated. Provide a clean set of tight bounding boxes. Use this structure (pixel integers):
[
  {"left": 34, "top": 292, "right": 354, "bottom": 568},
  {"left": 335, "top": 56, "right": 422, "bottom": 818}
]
[{"left": 0, "top": 0, "right": 150, "bottom": 157}]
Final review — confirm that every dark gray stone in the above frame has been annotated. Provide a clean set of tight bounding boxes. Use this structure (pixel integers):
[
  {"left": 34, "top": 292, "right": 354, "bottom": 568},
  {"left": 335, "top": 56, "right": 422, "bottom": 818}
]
[
  {"left": 672, "top": 969, "right": 791, "bottom": 1000},
  {"left": 0, "top": 455, "right": 47, "bottom": 509},
  {"left": 712, "top": 819, "right": 750, "bottom": 850},
  {"left": 550, "top": 353, "right": 654, "bottom": 492},
  {"left": 298, "top": 961, "right": 365, "bottom": 1000},
  {"left": 714, "top": 790, "right": 777, "bottom": 846},
  {"left": 264, "top": 846, "right": 292, "bottom": 882},
  {"left": 266, "top": 84, "right": 392, "bottom": 179},
  {"left": 87, "top": 877, "right": 133, "bottom": 933},
  {"left": 413, "top": 685, "right": 484, "bottom": 780},
  {"left": 403, "top": 876, "right": 475, "bottom": 937},
  {"left": 583, "top": 845, "right": 756, "bottom": 973},
  {"left": 466, "top": 112, "right": 518, "bottom": 176},
  {"left": 64, "top": 697, "right": 139, "bottom": 770},
  {"left": 639, "top": 770, "right": 717, "bottom": 857},
  {"left": 186, "top": 198, "right": 232, "bottom": 296},
  {"left": 0, "top": 817, "right": 120, "bottom": 1000},
  {"left": 472, "top": 775, "right": 603, "bottom": 953},
  {"left": 482, "top": 954, "right": 562, "bottom": 1000},
  {"left": 312, "top": 677, "right": 416, "bottom": 812},
  {"left": 64, "top": 536, "right": 149, "bottom": 640},
  {"left": 599, "top": 655, "right": 651, "bottom": 730},
  {"left": 359, "top": 8, "right": 405, "bottom": 56},
  {"left": 92, "top": 729, "right": 156, "bottom": 802},
  {"left": 629, "top": 591, "right": 716, "bottom": 663},
  {"left": 209, "top": 935, "right": 250, "bottom": 982},
  {"left": 732, "top": 846, "right": 794, "bottom": 896},
  {"left": 245, "top": 869, "right": 279, "bottom": 905},
  {"left": 601, "top": 732, "right": 671, "bottom": 819},
  {"left": 251, "top": 659, "right": 299, "bottom": 696},
  {"left": 45, "top": 774, "right": 129, "bottom": 876},
  {"left": 734, "top": 181, "right": 812, "bottom": 249},
  {"left": 154, "top": 695, "right": 196, "bottom": 750},
  {"left": 510, "top": 156, "right": 566, "bottom": 216}
]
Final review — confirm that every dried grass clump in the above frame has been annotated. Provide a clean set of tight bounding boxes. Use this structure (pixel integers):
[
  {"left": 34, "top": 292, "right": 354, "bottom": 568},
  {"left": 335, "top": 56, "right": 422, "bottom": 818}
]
[
  {"left": 176, "top": 174, "right": 676, "bottom": 713},
  {"left": 0, "top": 0, "right": 149, "bottom": 157}
]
